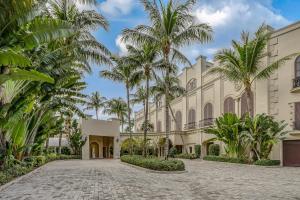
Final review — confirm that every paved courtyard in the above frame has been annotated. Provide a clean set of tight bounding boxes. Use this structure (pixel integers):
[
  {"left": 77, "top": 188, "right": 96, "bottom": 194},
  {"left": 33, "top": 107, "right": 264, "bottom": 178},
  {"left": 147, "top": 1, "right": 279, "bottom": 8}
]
[{"left": 1, "top": 159, "right": 300, "bottom": 200}]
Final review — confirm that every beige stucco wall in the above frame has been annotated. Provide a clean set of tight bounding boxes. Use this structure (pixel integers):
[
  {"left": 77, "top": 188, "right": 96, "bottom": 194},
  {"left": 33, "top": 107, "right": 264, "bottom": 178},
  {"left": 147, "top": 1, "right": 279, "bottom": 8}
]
[{"left": 81, "top": 118, "right": 120, "bottom": 160}]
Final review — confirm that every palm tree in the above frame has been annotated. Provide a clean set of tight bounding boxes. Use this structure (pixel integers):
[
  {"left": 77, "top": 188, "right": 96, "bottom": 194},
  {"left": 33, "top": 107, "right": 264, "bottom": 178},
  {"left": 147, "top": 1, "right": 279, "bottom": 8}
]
[
  {"left": 103, "top": 98, "right": 128, "bottom": 132},
  {"left": 85, "top": 91, "right": 106, "bottom": 120},
  {"left": 101, "top": 56, "right": 141, "bottom": 154},
  {"left": 210, "top": 25, "right": 295, "bottom": 115},
  {"left": 122, "top": 0, "right": 212, "bottom": 158},
  {"left": 125, "top": 44, "right": 159, "bottom": 156}
]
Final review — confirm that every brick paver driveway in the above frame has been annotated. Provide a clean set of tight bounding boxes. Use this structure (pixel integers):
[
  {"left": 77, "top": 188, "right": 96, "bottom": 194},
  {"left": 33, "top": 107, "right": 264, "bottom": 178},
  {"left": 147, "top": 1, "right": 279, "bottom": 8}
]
[{"left": 1, "top": 159, "right": 300, "bottom": 200}]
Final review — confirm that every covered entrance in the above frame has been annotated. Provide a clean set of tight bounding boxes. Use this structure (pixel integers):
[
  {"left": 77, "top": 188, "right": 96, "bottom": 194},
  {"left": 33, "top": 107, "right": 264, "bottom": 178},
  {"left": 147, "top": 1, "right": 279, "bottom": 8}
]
[
  {"left": 89, "top": 135, "right": 114, "bottom": 159},
  {"left": 283, "top": 140, "right": 300, "bottom": 166}
]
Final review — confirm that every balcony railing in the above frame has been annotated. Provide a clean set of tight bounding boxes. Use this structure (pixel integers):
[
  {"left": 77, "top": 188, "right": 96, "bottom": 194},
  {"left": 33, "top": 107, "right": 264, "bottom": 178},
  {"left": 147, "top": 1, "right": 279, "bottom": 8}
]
[
  {"left": 184, "top": 122, "right": 197, "bottom": 130},
  {"left": 199, "top": 118, "right": 215, "bottom": 128},
  {"left": 293, "top": 77, "right": 300, "bottom": 88}
]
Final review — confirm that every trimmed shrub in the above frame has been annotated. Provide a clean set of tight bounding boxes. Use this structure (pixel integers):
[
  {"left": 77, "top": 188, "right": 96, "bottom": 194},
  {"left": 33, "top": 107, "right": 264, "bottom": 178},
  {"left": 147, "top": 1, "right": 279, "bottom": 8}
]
[
  {"left": 121, "top": 155, "right": 185, "bottom": 171},
  {"left": 203, "top": 155, "right": 249, "bottom": 164},
  {"left": 254, "top": 159, "right": 280, "bottom": 166},
  {"left": 208, "top": 144, "right": 220, "bottom": 156},
  {"left": 33, "top": 156, "right": 46, "bottom": 166},
  {"left": 195, "top": 145, "right": 201, "bottom": 158},
  {"left": 169, "top": 147, "right": 178, "bottom": 158},
  {"left": 0, "top": 172, "right": 12, "bottom": 186},
  {"left": 175, "top": 153, "right": 197, "bottom": 159}
]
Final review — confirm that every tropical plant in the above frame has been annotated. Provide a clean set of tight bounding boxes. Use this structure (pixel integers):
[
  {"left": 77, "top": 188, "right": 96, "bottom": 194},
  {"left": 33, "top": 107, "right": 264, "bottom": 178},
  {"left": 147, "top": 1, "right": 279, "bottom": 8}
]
[
  {"left": 125, "top": 44, "right": 160, "bottom": 156},
  {"left": 85, "top": 91, "right": 106, "bottom": 120},
  {"left": 122, "top": 0, "right": 212, "bottom": 158},
  {"left": 103, "top": 98, "right": 128, "bottom": 132},
  {"left": 69, "top": 120, "right": 86, "bottom": 155},
  {"left": 210, "top": 24, "right": 295, "bottom": 115},
  {"left": 243, "top": 114, "right": 287, "bottom": 160},
  {"left": 205, "top": 113, "right": 247, "bottom": 159},
  {"left": 101, "top": 56, "right": 141, "bottom": 154}
]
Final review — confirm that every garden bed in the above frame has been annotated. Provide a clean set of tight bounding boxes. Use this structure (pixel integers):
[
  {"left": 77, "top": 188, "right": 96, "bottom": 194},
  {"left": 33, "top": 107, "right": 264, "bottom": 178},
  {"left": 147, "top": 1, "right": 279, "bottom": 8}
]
[
  {"left": 121, "top": 155, "right": 185, "bottom": 171},
  {"left": 0, "top": 154, "right": 81, "bottom": 186}
]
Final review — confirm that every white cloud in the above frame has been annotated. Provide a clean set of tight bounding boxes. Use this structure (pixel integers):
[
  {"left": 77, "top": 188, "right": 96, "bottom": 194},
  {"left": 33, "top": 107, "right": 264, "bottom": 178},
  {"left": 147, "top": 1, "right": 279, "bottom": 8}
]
[
  {"left": 180, "top": 0, "right": 291, "bottom": 62},
  {"left": 99, "top": 0, "right": 135, "bottom": 17},
  {"left": 115, "top": 35, "right": 128, "bottom": 56}
]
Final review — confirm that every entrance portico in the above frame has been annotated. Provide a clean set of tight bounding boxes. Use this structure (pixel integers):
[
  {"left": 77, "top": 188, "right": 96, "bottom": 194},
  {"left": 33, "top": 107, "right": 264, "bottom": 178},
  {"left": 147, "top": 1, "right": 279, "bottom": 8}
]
[{"left": 81, "top": 118, "right": 120, "bottom": 160}]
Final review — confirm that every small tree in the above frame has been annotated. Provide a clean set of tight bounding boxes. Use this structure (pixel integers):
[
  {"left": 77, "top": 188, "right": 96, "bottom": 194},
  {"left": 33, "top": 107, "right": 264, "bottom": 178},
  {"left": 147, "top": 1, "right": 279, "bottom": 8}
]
[
  {"left": 69, "top": 120, "right": 86, "bottom": 155},
  {"left": 243, "top": 114, "right": 287, "bottom": 160},
  {"left": 205, "top": 113, "right": 247, "bottom": 158}
]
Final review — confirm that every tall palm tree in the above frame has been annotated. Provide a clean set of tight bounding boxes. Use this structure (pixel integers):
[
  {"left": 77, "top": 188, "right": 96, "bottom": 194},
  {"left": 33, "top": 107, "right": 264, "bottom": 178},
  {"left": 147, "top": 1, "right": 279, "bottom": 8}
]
[
  {"left": 126, "top": 44, "right": 159, "bottom": 156},
  {"left": 210, "top": 25, "right": 295, "bottom": 115},
  {"left": 85, "top": 91, "right": 106, "bottom": 120},
  {"left": 122, "top": 0, "right": 212, "bottom": 158},
  {"left": 103, "top": 98, "right": 128, "bottom": 132},
  {"left": 101, "top": 56, "right": 141, "bottom": 154}
]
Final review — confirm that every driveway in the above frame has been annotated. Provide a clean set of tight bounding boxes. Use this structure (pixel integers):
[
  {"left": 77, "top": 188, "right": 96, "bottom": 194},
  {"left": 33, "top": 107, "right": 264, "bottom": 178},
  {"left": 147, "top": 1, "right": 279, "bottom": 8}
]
[{"left": 1, "top": 159, "right": 300, "bottom": 200}]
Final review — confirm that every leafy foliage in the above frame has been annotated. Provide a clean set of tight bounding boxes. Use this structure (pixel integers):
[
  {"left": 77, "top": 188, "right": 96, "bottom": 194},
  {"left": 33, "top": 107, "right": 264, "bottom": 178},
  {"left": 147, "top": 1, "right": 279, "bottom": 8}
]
[
  {"left": 121, "top": 155, "right": 185, "bottom": 171},
  {"left": 208, "top": 144, "right": 220, "bottom": 156}
]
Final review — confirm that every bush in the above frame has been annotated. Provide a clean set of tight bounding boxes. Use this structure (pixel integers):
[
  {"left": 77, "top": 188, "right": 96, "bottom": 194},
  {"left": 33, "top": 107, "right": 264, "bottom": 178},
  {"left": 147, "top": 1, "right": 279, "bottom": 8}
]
[
  {"left": 33, "top": 156, "right": 46, "bottom": 166},
  {"left": 254, "top": 159, "right": 280, "bottom": 166},
  {"left": 195, "top": 145, "right": 201, "bottom": 158},
  {"left": 121, "top": 155, "right": 185, "bottom": 171},
  {"left": 46, "top": 153, "right": 57, "bottom": 162},
  {"left": 169, "top": 147, "right": 178, "bottom": 158},
  {"left": 208, "top": 144, "right": 220, "bottom": 156},
  {"left": 61, "top": 147, "right": 71, "bottom": 155},
  {"left": 175, "top": 153, "right": 197, "bottom": 159},
  {"left": 203, "top": 155, "right": 249, "bottom": 164},
  {"left": 0, "top": 172, "right": 12, "bottom": 186}
]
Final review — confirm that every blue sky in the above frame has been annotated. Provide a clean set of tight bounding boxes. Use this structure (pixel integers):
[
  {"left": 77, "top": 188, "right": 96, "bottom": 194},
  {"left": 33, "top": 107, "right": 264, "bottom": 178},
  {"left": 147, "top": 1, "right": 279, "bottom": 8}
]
[{"left": 82, "top": 0, "right": 300, "bottom": 118}]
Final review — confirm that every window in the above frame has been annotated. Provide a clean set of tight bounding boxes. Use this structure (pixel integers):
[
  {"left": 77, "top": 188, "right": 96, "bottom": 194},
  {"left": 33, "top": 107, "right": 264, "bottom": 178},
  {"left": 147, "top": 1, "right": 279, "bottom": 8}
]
[
  {"left": 204, "top": 103, "right": 213, "bottom": 119},
  {"left": 295, "top": 102, "right": 300, "bottom": 130},
  {"left": 187, "top": 79, "right": 197, "bottom": 91},
  {"left": 189, "top": 146, "right": 193, "bottom": 154},
  {"left": 241, "top": 92, "right": 254, "bottom": 117},
  {"left": 175, "top": 111, "right": 182, "bottom": 131},
  {"left": 187, "top": 109, "right": 196, "bottom": 129},
  {"left": 188, "top": 109, "right": 196, "bottom": 123},
  {"left": 224, "top": 97, "right": 235, "bottom": 114},
  {"left": 295, "top": 56, "right": 300, "bottom": 78},
  {"left": 157, "top": 121, "right": 161, "bottom": 132},
  {"left": 204, "top": 103, "right": 213, "bottom": 126}
]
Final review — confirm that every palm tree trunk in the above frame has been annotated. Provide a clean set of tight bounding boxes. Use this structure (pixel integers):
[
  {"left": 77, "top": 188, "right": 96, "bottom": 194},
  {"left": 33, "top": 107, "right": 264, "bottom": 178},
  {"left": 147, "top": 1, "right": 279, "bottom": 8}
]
[
  {"left": 143, "top": 76, "right": 150, "bottom": 157},
  {"left": 245, "top": 87, "right": 253, "bottom": 116},
  {"left": 96, "top": 108, "right": 99, "bottom": 120},
  {"left": 126, "top": 85, "right": 133, "bottom": 155},
  {"left": 164, "top": 68, "right": 170, "bottom": 159}
]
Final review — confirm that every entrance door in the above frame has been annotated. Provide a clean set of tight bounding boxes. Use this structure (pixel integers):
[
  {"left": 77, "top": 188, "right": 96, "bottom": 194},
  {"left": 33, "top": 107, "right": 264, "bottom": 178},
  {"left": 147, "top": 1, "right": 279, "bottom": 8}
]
[{"left": 283, "top": 140, "right": 300, "bottom": 166}]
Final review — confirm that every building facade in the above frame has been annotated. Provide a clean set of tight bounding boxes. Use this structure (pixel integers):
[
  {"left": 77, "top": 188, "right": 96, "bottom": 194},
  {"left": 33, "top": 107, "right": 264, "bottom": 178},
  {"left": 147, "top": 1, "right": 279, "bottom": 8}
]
[{"left": 133, "top": 21, "right": 300, "bottom": 166}]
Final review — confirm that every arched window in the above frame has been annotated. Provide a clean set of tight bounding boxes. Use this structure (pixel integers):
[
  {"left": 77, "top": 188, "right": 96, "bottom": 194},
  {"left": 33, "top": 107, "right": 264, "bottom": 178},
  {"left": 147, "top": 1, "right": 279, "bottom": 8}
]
[
  {"left": 241, "top": 92, "right": 254, "bottom": 117},
  {"left": 175, "top": 111, "right": 182, "bottom": 131},
  {"left": 204, "top": 103, "right": 213, "bottom": 119},
  {"left": 295, "top": 56, "right": 300, "bottom": 78},
  {"left": 186, "top": 79, "right": 197, "bottom": 91},
  {"left": 188, "top": 109, "right": 196, "bottom": 129},
  {"left": 224, "top": 97, "right": 235, "bottom": 114},
  {"left": 157, "top": 121, "right": 161, "bottom": 132}
]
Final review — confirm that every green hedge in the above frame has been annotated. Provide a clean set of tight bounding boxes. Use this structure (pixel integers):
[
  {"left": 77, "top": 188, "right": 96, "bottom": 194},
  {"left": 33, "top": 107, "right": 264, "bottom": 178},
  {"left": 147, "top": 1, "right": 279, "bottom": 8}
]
[
  {"left": 121, "top": 155, "right": 185, "bottom": 171},
  {"left": 203, "top": 155, "right": 249, "bottom": 164},
  {"left": 254, "top": 159, "right": 280, "bottom": 166},
  {"left": 175, "top": 153, "right": 197, "bottom": 159},
  {"left": 0, "top": 154, "right": 81, "bottom": 186}
]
